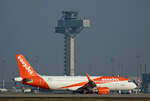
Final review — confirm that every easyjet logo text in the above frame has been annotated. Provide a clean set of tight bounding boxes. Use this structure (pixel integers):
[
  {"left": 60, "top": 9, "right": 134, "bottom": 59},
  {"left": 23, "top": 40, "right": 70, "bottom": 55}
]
[
  {"left": 101, "top": 78, "right": 119, "bottom": 81},
  {"left": 18, "top": 56, "right": 33, "bottom": 75}
]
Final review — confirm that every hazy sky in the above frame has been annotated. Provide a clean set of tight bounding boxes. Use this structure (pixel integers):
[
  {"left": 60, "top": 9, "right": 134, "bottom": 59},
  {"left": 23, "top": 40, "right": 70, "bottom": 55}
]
[{"left": 0, "top": 0, "right": 150, "bottom": 81}]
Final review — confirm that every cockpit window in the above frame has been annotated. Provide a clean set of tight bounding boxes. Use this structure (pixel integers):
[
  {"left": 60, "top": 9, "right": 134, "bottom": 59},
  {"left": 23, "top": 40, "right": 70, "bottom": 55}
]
[{"left": 128, "top": 80, "right": 132, "bottom": 82}]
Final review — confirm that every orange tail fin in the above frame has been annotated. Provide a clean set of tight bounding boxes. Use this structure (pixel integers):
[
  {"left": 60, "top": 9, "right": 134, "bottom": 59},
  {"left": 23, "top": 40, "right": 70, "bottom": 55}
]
[{"left": 16, "top": 54, "right": 38, "bottom": 78}]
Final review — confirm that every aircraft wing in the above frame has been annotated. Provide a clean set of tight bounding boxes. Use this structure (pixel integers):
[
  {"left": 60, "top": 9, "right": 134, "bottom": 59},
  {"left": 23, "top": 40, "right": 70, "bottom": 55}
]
[
  {"left": 76, "top": 73, "right": 97, "bottom": 93},
  {"left": 76, "top": 73, "right": 109, "bottom": 95}
]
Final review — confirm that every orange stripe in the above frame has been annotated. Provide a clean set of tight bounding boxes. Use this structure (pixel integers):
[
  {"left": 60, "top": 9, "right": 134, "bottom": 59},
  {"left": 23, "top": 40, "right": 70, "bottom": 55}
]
[
  {"left": 59, "top": 76, "right": 128, "bottom": 89},
  {"left": 60, "top": 81, "right": 88, "bottom": 89}
]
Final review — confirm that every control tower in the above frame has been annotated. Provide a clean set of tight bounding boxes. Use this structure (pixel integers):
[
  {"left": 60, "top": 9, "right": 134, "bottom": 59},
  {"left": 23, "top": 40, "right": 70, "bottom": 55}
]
[{"left": 55, "top": 11, "right": 90, "bottom": 76}]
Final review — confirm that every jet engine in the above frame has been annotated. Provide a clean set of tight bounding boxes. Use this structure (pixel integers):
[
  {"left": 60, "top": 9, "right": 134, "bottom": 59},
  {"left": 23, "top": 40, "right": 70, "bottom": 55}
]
[{"left": 97, "top": 87, "right": 109, "bottom": 95}]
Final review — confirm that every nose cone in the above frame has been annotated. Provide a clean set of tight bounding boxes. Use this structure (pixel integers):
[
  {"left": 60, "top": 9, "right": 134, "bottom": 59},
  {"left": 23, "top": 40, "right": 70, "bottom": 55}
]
[{"left": 132, "top": 83, "right": 137, "bottom": 89}]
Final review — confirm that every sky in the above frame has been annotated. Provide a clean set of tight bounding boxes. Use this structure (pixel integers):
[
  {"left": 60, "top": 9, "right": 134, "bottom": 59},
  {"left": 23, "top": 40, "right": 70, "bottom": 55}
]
[{"left": 0, "top": 0, "right": 150, "bottom": 81}]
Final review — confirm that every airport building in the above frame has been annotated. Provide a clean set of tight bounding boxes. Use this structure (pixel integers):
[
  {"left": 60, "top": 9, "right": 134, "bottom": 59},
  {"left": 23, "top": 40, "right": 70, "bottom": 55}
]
[{"left": 142, "top": 73, "right": 150, "bottom": 93}]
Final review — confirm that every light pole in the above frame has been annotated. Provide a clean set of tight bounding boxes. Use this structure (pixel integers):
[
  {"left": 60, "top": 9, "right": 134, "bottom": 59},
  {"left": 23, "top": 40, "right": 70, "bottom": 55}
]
[
  {"left": 1, "top": 58, "right": 6, "bottom": 88},
  {"left": 110, "top": 57, "right": 115, "bottom": 76},
  {"left": 136, "top": 55, "right": 141, "bottom": 78}
]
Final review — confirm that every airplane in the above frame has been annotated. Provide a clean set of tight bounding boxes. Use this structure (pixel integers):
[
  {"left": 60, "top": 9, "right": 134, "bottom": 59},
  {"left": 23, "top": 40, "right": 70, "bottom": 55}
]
[
  {"left": 14, "top": 54, "right": 137, "bottom": 94},
  {"left": 0, "top": 88, "right": 8, "bottom": 92}
]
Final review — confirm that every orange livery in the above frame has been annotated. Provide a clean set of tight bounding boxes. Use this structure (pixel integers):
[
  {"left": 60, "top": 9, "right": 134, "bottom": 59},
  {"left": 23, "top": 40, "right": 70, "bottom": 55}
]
[{"left": 14, "top": 54, "right": 137, "bottom": 94}]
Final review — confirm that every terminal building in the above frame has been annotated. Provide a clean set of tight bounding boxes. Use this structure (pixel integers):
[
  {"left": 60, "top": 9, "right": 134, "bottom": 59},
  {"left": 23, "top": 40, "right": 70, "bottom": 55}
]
[{"left": 142, "top": 73, "right": 150, "bottom": 93}]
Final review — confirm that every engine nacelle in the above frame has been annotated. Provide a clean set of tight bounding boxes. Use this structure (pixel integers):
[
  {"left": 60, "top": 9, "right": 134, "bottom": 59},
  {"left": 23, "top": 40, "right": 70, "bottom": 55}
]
[
  {"left": 97, "top": 87, "right": 109, "bottom": 95},
  {"left": 13, "top": 77, "right": 23, "bottom": 82}
]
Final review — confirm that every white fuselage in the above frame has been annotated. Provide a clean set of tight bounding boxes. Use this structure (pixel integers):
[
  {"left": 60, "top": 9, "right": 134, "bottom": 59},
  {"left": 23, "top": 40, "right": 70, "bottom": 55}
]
[{"left": 40, "top": 76, "right": 137, "bottom": 91}]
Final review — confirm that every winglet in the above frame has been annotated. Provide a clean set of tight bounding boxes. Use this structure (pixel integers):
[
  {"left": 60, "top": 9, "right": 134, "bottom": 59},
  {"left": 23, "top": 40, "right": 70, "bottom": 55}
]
[{"left": 86, "top": 72, "right": 91, "bottom": 81}]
